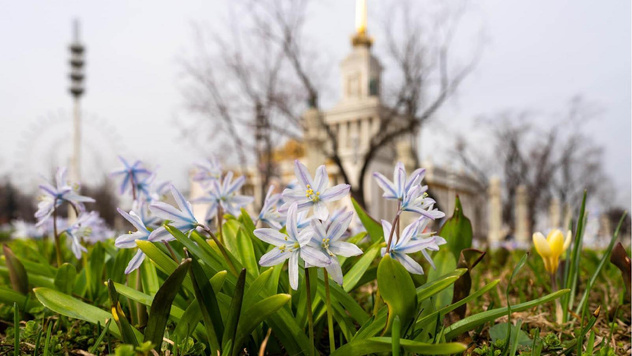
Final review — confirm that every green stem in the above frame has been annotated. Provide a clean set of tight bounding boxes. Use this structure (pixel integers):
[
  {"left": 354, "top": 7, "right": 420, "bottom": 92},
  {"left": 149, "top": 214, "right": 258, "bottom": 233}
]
[
  {"left": 163, "top": 241, "right": 178, "bottom": 262},
  {"left": 551, "top": 273, "right": 562, "bottom": 324},
  {"left": 305, "top": 268, "right": 315, "bottom": 356},
  {"left": 385, "top": 212, "right": 401, "bottom": 254},
  {"left": 52, "top": 205, "right": 62, "bottom": 267},
  {"left": 217, "top": 206, "right": 223, "bottom": 244},
  {"left": 200, "top": 224, "right": 238, "bottom": 276},
  {"left": 324, "top": 269, "right": 336, "bottom": 352}
]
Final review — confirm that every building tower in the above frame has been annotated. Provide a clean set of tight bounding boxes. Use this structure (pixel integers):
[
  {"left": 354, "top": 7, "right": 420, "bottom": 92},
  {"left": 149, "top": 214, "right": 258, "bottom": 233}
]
[
  {"left": 319, "top": 0, "right": 404, "bottom": 219},
  {"left": 69, "top": 20, "right": 85, "bottom": 184}
]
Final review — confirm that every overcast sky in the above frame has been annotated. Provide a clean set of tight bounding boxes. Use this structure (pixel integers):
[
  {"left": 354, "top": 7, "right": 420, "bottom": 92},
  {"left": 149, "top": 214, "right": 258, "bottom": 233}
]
[{"left": 0, "top": 0, "right": 629, "bottom": 208}]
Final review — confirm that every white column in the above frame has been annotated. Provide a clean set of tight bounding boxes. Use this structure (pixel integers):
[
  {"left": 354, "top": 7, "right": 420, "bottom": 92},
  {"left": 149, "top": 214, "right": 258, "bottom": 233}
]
[
  {"left": 515, "top": 184, "right": 530, "bottom": 248},
  {"left": 549, "top": 198, "right": 561, "bottom": 229},
  {"left": 304, "top": 108, "right": 326, "bottom": 173},
  {"left": 487, "top": 176, "right": 502, "bottom": 248}
]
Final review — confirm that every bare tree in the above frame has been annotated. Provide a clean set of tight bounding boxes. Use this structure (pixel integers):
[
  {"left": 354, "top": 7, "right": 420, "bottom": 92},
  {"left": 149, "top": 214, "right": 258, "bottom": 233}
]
[
  {"left": 453, "top": 96, "right": 612, "bottom": 230},
  {"left": 181, "top": 0, "right": 480, "bottom": 207},
  {"left": 179, "top": 7, "right": 306, "bottom": 203}
]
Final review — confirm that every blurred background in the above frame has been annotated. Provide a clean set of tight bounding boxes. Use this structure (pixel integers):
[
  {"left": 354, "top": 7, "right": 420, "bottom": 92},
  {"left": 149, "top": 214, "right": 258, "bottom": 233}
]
[{"left": 0, "top": 0, "right": 629, "bottom": 246}]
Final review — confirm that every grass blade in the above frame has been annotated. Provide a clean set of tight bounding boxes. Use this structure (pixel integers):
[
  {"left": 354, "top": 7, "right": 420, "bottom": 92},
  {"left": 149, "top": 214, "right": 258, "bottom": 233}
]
[
  {"left": 144, "top": 259, "right": 191, "bottom": 351},
  {"left": 88, "top": 319, "right": 112, "bottom": 355},
  {"left": 222, "top": 268, "right": 246, "bottom": 355},
  {"left": 444, "top": 289, "right": 569, "bottom": 339}
]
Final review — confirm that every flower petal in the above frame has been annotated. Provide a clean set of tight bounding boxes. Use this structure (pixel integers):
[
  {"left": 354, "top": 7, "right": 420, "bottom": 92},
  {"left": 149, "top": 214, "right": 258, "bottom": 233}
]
[
  {"left": 381, "top": 220, "right": 393, "bottom": 245},
  {"left": 125, "top": 250, "right": 146, "bottom": 274},
  {"left": 329, "top": 241, "right": 363, "bottom": 257},
  {"left": 328, "top": 211, "right": 354, "bottom": 241},
  {"left": 313, "top": 202, "right": 329, "bottom": 221},
  {"left": 326, "top": 259, "right": 344, "bottom": 285},
  {"left": 288, "top": 251, "right": 299, "bottom": 290},
  {"left": 300, "top": 245, "right": 330, "bottom": 267},
  {"left": 254, "top": 228, "right": 289, "bottom": 246},
  {"left": 563, "top": 230, "right": 572, "bottom": 251},
  {"left": 313, "top": 165, "right": 329, "bottom": 192},
  {"left": 532, "top": 232, "right": 551, "bottom": 257},
  {"left": 286, "top": 203, "right": 300, "bottom": 241},
  {"left": 169, "top": 184, "right": 196, "bottom": 221},
  {"left": 259, "top": 248, "right": 291, "bottom": 267},
  {"left": 148, "top": 226, "right": 174, "bottom": 242},
  {"left": 374, "top": 171, "right": 396, "bottom": 195},
  {"left": 293, "top": 160, "right": 314, "bottom": 190},
  {"left": 320, "top": 184, "right": 350, "bottom": 202},
  {"left": 547, "top": 229, "right": 565, "bottom": 257},
  {"left": 149, "top": 201, "right": 187, "bottom": 223},
  {"left": 393, "top": 252, "right": 424, "bottom": 275}
]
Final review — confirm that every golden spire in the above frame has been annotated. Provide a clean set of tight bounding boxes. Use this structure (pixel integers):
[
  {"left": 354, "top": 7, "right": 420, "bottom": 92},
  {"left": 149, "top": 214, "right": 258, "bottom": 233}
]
[
  {"left": 355, "top": 0, "right": 367, "bottom": 35},
  {"left": 352, "top": 0, "right": 373, "bottom": 47}
]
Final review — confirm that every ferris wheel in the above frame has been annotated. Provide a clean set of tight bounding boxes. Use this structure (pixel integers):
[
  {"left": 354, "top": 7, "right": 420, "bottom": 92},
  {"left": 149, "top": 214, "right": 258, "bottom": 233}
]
[{"left": 13, "top": 109, "right": 126, "bottom": 193}]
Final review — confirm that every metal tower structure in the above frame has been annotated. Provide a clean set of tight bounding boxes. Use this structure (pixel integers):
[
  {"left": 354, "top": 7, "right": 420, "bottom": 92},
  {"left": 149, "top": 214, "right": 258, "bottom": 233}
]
[{"left": 69, "top": 20, "right": 85, "bottom": 184}]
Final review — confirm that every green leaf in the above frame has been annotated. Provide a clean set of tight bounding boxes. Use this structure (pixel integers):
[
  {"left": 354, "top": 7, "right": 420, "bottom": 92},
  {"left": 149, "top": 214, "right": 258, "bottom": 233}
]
[
  {"left": 576, "top": 211, "right": 627, "bottom": 315},
  {"left": 377, "top": 255, "right": 417, "bottom": 333},
  {"left": 189, "top": 253, "right": 224, "bottom": 353},
  {"left": 438, "top": 195, "right": 473, "bottom": 259},
  {"left": 332, "top": 337, "right": 467, "bottom": 356},
  {"left": 489, "top": 322, "right": 531, "bottom": 347},
  {"left": 415, "top": 279, "right": 500, "bottom": 329},
  {"left": 144, "top": 259, "right": 191, "bottom": 351},
  {"left": 86, "top": 242, "right": 105, "bottom": 300},
  {"left": 211, "top": 270, "right": 228, "bottom": 292},
  {"left": 33, "top": 287, "right": 132, "bottom": 339},
  {"left": 566, "top": 191, "right": 587, "bottom": 316},
  {"left": 232, "top": 294, "right": 291, "bottom": 356},
  {"left": 0, "top": 286, "right": 40, "bottom": 312},
  {"left": 425, "top": 249, "right": 458, "bottom": 309},
  {"left": 136, "top": 240, "right": 194, "bottom": 293},
  {"left": 140, "top": 258, "right": 160, "bottom": 296},
  {"left": 223, "top": 220, "right": 259, "bottom": 278},
  {"left": 243, "top": 268, "right": 273, "bottom": 311},
  {"left": 173, "top": 300, "right": 202, "bottom": 342},
  {"left": 107, "top": 280, "right": 141, "bottom": 346},
  {"left": 444, "top": 289, "right": 570, "bottom": 339},
  {"left": 165, "top": 226, "right": 226, "bottom": 278},
  {"left": 3, "top": 245, "right": 29, "bottom": 295},
  {"left": 351, "top": 197, "right": 383, "bottom": 243},
  {"left": 317, "top": 269, "right": 369, "bottom": 325},
  {"left": 222, "top": 268, "right": 246, "bottom": 355},
  {"left": 238, "top": 208, "right": 265, "bottom": 256},
  {"left": 88, "top": 318, "right": 112, "bottom": 355},
  {"left": 343, "top": 242, "right": 380, "bottom": 292},
  {"left": 417, "top": 268, "right": 466, "bottom": 301},
  {"left": 111, "top": 282, "right": 185, "bottom": 319},
  {"left": 54, "top": 263, "right": 76, "bottom": 295},
  {"left": 110, "top": 248, "right": 133, "bottom": 284}
]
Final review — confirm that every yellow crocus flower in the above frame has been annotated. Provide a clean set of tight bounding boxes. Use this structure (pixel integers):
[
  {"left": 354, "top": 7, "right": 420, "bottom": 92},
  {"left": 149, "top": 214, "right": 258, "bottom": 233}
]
[{"left": 532, "top": 229, "right": 572, "bottom": 274}]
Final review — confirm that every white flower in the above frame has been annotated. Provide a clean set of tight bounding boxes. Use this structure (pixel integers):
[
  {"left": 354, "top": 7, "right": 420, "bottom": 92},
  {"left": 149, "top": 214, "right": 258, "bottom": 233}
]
[
  {"left": 115, "top": 207, "right": 171, "bottom": 274},
  {"left": 380, "top": 218, "right": 443, "bottom": 275},
  {"left": 150, "top": 184, "right": 199, "bottom": 234},
  {"left": 64, "top": 211, "right": 100, "bottom": 259},
  {"left": 373, "top": 162, "right": 424, "bottom": 201},
  {"left": 410, "top": 217, "right": 446, "bottom": 270},
  {"left": 254, "top": 203, "right": 330, "bottom": 290},
  {"left": 195, "top": 172, "right": 254, "bottom": 222},
  {"left": 309, "top": 211, "right": 363, "bottom": 285},
  {"left": 374, "top": 162, "right": 444, "bottom": 220},
  {"left": 35, "top": 167, "right": 95, "bottom": 226},
  {"left": 192, "top": 157, "right": 223, "bottom": 187},
  {"left": 258, "top": 186, "right": 285, "bottom": 229},
  {"left": 281, "top": 160, "right": 350, "bottom": 221}
]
